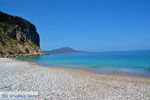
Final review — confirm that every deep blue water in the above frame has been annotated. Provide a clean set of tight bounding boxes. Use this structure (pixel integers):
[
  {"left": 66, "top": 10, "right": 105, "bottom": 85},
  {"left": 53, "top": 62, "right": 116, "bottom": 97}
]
[{"left": 18, "top": 51, "right": 150, "bottom": 76}]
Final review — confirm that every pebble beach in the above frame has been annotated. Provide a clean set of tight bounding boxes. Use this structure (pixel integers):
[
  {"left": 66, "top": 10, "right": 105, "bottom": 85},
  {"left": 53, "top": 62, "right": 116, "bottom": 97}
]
[{"left": 0, "top": 58, "right": 150, "bottom": 100}]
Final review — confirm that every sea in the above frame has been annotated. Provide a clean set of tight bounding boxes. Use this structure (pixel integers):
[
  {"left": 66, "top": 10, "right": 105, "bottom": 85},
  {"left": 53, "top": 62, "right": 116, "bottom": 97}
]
[{"left": 17, "top": 50, "right": 150, "bottom": 76}]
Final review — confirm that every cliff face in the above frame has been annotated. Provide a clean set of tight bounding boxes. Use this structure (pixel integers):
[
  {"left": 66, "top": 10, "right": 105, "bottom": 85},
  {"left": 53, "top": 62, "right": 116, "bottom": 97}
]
[{"left": 0, "top": 12, "right": 42, "bottom": 57}]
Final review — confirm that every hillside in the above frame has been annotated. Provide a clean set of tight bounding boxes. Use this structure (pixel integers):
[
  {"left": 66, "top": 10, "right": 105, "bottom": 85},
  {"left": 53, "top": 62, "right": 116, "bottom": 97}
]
[{"left": 0, "top": 12, "right": 42, "bottom": 57}]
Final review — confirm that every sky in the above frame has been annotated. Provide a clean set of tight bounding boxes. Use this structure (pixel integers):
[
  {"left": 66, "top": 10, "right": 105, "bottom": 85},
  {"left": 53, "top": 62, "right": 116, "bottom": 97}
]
[{"left": 0, "top": 0, "right": 150, "bottom": 52}]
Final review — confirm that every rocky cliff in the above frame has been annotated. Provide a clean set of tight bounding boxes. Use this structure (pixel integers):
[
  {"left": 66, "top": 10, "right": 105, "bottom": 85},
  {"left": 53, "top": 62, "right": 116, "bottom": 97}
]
[{"left": 0, "top": 12, "right": 42, "bottom": 57}]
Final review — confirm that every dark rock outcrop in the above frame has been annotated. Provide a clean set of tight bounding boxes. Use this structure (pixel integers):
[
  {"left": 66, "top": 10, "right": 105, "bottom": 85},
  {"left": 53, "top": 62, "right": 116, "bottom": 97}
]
[{"left": 0, "top": 11, "right": 42, "bottom": 57}]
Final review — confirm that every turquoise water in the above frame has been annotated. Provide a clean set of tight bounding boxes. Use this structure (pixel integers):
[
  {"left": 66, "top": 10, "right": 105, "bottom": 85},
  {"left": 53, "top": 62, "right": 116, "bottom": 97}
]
[{"left": 18, "top": 51, "right": 150, "bottom": 76}]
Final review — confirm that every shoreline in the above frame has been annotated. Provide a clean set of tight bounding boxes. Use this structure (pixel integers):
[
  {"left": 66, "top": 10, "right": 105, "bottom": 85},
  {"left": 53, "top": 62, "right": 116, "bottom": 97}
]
[
  {"left": 16, "top": 58, "right": 150, "bottom": 79},
  {"left": 0, "top": 58, "right": 150, "bottom": 99}
]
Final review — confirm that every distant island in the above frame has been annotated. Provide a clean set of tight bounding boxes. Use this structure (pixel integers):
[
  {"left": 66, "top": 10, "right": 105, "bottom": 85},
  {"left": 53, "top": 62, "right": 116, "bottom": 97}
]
[{"left": 43, "top": 47, "right": 86, "bottom": 55}]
